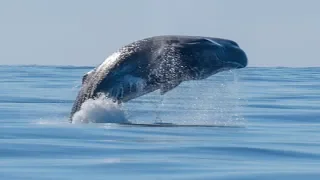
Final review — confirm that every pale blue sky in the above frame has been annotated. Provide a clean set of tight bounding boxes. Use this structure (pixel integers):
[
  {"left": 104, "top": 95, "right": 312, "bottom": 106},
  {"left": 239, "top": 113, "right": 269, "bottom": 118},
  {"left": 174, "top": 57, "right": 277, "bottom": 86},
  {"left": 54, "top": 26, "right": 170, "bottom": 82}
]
[{"left": 0, "top": 0, "right": 319, "bottom": 67}]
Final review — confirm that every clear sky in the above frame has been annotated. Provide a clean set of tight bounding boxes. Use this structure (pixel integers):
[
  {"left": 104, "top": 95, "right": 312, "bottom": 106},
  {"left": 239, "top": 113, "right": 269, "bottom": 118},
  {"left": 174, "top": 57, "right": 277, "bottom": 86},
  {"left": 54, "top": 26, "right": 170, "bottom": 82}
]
[{"left": 0, "top": 0, "right": 319, "bottom": 67}]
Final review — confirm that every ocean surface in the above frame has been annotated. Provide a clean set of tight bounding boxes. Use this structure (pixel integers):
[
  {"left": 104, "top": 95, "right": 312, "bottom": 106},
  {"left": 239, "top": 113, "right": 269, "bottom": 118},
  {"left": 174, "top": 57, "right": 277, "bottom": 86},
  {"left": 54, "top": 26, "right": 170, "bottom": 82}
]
[{"left": 1, "top": 65, "right": 320, "bottom": 180}]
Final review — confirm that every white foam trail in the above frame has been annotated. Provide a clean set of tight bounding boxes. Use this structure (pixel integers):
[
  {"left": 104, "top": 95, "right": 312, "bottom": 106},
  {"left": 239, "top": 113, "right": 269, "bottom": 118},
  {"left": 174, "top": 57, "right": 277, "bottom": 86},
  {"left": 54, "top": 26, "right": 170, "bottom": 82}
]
[
  {"left": 32, "top": 118, "right": 69, "bottom": 126},
  {"left": 71, "top": 94, "right": 129, "bottom": 124}
]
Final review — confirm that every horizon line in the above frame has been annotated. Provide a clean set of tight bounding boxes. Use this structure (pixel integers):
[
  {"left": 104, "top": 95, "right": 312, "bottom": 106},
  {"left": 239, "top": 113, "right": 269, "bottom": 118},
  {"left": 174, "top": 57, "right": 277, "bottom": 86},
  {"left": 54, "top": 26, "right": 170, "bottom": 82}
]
[{"left": 0, "top": 64, "right": 319, "bottom": 68}]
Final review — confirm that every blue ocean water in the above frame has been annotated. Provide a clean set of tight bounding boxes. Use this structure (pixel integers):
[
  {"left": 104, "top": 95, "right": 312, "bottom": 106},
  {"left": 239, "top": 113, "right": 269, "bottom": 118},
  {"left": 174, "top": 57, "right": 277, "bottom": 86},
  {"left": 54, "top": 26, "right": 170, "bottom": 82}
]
[{"left": 1, "top": 65, "right": 320, "bottom": 180}]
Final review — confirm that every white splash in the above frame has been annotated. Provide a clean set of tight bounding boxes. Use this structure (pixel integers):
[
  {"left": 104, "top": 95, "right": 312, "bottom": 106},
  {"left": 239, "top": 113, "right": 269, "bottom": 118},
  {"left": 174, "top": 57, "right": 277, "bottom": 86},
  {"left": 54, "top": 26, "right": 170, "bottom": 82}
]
[{"left": 71, "top": 94, "right": 129, "bottom": 124}]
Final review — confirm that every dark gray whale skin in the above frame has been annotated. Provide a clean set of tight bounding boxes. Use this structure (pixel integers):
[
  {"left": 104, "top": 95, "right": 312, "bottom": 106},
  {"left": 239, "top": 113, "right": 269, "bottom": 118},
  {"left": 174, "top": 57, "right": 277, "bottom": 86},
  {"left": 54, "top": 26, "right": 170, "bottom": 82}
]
[{"left": 69, "top": 35, "right": 248, "bottom": 122}]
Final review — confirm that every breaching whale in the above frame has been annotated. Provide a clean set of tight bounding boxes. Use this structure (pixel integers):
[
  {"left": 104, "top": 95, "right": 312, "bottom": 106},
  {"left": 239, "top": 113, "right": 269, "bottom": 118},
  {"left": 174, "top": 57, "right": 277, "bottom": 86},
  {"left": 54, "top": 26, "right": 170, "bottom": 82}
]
[{"left": 69, "top": 35, "right": 248, "bottom": 122}]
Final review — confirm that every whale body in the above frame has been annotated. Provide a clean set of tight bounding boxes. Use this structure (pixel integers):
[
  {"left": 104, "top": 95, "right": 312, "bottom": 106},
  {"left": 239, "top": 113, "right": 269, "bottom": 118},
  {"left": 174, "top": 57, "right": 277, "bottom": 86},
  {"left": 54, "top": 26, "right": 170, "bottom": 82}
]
[{"left": 70, "top": 35, "right": 248, "bottom": 122}]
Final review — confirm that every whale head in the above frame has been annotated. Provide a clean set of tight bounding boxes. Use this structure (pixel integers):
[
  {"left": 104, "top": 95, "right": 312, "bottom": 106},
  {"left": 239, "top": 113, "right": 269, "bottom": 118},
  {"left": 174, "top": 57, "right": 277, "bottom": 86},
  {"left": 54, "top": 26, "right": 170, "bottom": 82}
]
[
  {"left": 180, "top": 37, "right": 248, "bottom": 80},
  {"left": 207, "top": 38, "right": 247, "bottom": 68}
]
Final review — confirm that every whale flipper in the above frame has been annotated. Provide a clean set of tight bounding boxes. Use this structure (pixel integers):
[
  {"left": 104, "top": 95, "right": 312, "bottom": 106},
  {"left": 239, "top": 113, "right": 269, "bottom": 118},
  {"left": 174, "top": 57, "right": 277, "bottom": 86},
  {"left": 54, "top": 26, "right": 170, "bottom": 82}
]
[
  {"left": 160, "top": 81, "right": 181, "bottom": 95},
  {"left": 82, "top": 69, "right": 95, "bottom": 84}
]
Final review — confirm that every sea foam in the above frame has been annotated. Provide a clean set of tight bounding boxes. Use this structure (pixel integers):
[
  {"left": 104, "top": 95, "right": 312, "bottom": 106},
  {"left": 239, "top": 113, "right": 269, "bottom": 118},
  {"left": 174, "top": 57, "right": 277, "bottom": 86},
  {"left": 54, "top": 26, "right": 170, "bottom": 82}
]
[{"left": 71, "top": 94, "right": 128, "bottom": 124}]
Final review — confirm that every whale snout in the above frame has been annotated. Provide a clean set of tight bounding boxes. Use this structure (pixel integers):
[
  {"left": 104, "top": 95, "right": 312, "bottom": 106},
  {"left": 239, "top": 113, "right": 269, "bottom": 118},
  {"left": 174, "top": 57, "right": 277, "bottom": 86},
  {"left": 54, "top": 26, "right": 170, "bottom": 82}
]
[
  {"left": 231, "top": 47, "right": 248, "bottom": 68},
  {"left": 208, "top": 38, "right": 248, "bottom": 69},
  {"left": 219, "top": 43, "right": 247, "bottom": 69}
]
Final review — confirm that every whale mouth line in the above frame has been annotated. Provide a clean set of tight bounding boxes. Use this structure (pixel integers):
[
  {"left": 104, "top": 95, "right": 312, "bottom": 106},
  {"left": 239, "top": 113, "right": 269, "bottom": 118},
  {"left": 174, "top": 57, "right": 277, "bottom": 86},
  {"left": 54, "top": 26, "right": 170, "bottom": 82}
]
[{"left": 224, "top": 61, "right": 246, "bottom": 69}]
